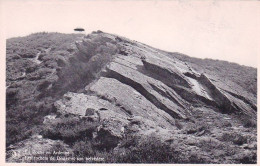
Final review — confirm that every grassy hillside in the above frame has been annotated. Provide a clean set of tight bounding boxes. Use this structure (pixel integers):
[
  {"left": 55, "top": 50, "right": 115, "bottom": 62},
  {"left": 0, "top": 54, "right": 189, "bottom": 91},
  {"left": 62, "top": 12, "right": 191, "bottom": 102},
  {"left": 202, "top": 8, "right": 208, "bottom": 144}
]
[
  {"left": 6, "top": 32, "right": 84, "bottom": 146},
  {"left": 6, "top": 32, "right": 257, "bottom": 164}
]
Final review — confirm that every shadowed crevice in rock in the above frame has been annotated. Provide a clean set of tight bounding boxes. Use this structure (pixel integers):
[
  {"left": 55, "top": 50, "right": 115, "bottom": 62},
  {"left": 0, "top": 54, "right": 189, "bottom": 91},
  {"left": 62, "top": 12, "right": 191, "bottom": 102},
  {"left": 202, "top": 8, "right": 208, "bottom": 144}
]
[
  {"left": 95, "top": 128, "right": 121, "bottom": 151},
  {"left": 104, "top": 67, "right": 184, "bottom": 119},
  {"left": 142, "top": 58, "right": 245, "bottom": 114},
  {"left": 170, "top": 85, "right": 217, "bottom": 108},
  {"left": 197, "top": 74, "right": 239, "bottom": 113},
  {"left": 140, "top": 59, "right": 217, "bottom": 109},
  {"left": 223, "top": 89, "right": 257, "bottom": 112},
  {"left": 183, "top": 72, "right": 200, "bottom": 79},
  {"left": 148, "top": 83, "right": 186, "bottom": 109},
  {"left": 39, "top": 34, "right": 119, "bottom": 100}
]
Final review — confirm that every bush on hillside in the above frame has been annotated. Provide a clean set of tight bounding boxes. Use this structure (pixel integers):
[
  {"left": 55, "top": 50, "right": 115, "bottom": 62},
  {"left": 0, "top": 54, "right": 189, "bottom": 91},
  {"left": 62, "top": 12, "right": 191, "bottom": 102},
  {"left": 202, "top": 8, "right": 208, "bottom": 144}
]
[{"left": 41, "top": 116, "right": 99, "bottom": 144}]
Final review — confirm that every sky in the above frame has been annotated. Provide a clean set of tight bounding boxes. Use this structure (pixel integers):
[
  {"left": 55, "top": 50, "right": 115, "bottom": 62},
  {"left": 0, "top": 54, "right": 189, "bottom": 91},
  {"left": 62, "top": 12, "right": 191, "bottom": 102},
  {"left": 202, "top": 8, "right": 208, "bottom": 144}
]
[{"left": 1, "top": 0, "right": 259, "bottom": 67}]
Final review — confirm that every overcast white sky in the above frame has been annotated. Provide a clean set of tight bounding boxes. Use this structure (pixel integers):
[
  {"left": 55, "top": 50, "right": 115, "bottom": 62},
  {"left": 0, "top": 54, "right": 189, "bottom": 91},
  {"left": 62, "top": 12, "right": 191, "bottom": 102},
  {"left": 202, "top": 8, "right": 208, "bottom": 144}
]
[{"left": 1, "top": 0, "right": 259, "bottom": 67}]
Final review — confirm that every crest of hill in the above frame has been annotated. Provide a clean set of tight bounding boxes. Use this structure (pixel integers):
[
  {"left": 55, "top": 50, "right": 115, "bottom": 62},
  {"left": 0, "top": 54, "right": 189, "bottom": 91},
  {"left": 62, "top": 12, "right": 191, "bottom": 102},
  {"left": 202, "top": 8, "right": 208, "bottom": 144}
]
[{"left": 6, "top": 31, "right": 257, "bottom": 164}]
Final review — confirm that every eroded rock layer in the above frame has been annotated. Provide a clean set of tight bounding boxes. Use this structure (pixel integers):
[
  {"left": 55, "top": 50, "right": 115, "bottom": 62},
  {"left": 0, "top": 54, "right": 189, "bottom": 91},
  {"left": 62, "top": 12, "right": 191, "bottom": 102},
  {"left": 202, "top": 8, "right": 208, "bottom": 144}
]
[{"left": 6, "top": 31, "right": 257, "bottom": 163}]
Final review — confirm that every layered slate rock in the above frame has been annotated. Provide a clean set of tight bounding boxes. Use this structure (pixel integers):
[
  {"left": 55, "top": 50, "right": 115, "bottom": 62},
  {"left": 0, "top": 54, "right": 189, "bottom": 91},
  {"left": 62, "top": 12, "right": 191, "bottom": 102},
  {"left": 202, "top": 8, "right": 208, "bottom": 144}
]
[
  {"left": 88, "top": 77, "right": 177, "bottom": 129},
  {"left": 142, "top": 55, "right": 256, "bottom": 116},
  {"left": 6, "top": 31, "right": 257, "bottom": 163},
  {"left": 55, "top": 92, "right": 129, "bottom": 138},
  {"left": 104, "top": 61, "right": 188, "bottom": 119},
  {"left": 53, "top": 33, "right": 256, "bottom": 161}
]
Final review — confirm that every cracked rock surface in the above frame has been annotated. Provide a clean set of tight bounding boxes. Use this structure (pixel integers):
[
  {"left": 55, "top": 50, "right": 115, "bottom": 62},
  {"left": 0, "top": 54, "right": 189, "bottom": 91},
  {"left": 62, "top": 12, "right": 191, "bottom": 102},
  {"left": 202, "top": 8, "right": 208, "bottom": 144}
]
[{"left": 6, "top": 31, "right": 257, "bottom": 163}]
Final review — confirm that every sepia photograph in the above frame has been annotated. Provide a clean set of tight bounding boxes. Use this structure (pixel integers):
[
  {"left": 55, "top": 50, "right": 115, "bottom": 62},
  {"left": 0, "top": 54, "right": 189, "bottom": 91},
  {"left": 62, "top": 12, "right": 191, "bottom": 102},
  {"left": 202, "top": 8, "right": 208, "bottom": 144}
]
[{"left": 1, "top": 0, "right": 258, "bottom": 164}]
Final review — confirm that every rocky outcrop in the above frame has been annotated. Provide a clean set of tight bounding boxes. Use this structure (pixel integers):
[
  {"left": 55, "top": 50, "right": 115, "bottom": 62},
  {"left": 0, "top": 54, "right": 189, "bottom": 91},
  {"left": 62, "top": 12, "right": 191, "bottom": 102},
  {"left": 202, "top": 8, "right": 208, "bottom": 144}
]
[
  {"left": 142, "top": 55, "right": 256, "bottom": 116},
  {"left": 54, "top": 92, "right": 129, "bottom": 138},
  {"left": 197, "top": 74, "right": 237, "bottom": 113},
  {"left": 142, "top": 57, "right": 191, "bottom": 88},
  {"left": 142, "top": 57, "right": 217, "bottom": 107},
  {"left": 6, "top": 31, "right": 257, "bottom": 163},
  {"left": 104, "top": 62, "right": 187, "bottom": 119},
  {"left": 223, "top": 89, "right": 257, "bottom": 112},
  {"left": 89, "top": 77, "right": 177, "bottom": 128}
]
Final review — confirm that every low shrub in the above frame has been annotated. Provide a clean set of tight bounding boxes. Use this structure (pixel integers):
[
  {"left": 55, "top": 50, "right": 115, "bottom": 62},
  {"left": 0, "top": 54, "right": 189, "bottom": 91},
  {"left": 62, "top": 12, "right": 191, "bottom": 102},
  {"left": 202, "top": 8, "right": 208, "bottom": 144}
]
[
  {"left": 220, "top": 132, "right": 247, "bottom": 145},
  {"left": 104, "top": 135, "right": 189, "bottom": 163},
  {"left": 41, "top": 116, "right": 99, "bottom": 144},
  {"left": 234, "top": 150, "right": 257, "bottom": 164},
  {"left": 233, "top": 134, "right": 248, "bottom": 145},
  {"left": 73, "top": 141, "right": 95, "bottom": 157},
  {"left": 242, "top": 118, "right": 256, "bottom": 128}
]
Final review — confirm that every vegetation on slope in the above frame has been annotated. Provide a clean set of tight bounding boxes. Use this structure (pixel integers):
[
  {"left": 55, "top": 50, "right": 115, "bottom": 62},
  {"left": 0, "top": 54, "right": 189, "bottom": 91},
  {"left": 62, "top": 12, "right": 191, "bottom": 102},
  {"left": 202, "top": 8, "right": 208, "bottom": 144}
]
[
  {"left": 6, "top": 31, "right": 120, "bottom": 146},
  {"left": 6, "top": 32, "right": 257, "bottom": 164}
]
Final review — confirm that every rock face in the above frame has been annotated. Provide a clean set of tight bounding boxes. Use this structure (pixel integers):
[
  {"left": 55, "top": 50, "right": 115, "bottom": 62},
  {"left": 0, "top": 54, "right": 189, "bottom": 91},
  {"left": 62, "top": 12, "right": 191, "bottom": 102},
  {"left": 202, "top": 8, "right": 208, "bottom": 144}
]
[{"left": 6, "top": 31, "right": 257, "bottom": 163}]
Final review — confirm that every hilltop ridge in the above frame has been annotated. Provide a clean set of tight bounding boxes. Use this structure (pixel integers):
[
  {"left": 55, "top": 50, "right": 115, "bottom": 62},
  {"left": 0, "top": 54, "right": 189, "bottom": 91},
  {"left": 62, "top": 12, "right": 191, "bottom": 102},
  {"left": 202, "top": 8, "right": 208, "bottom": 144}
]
[{"left": 6, "top": 31, "right": 257, "bottom": 163}]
